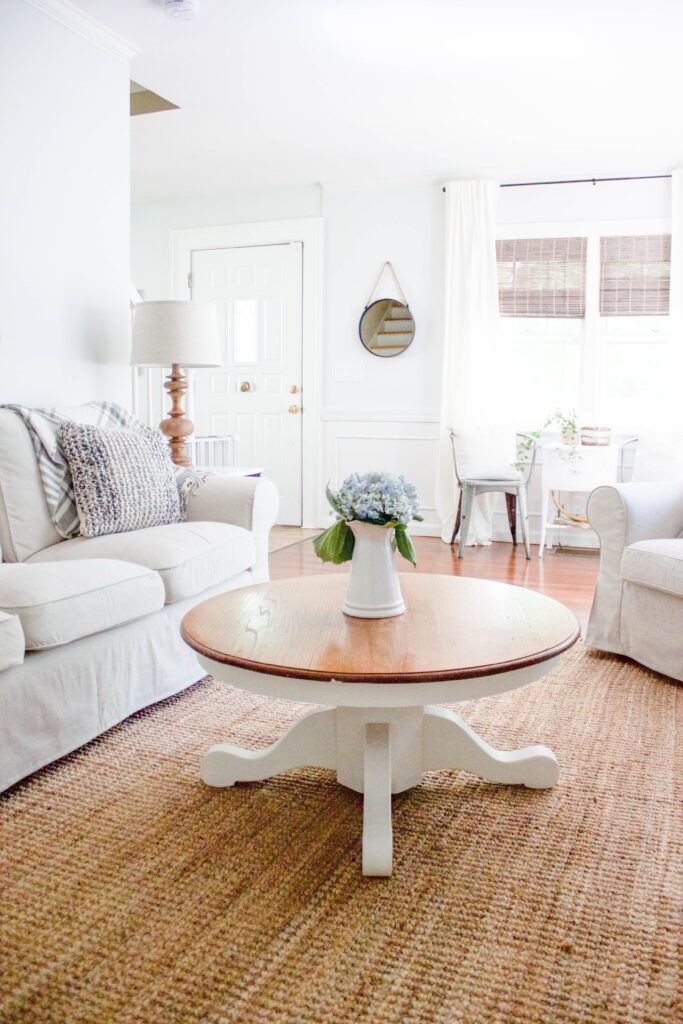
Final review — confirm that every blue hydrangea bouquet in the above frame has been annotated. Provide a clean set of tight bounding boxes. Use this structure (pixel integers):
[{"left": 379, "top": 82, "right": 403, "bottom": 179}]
[{"left": 313, "top": 471, "right": 423, "bottom": 566}]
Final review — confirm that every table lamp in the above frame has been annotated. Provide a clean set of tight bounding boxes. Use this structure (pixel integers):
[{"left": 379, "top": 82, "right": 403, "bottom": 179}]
[{"left": 131, "top": 300, "right": 221, "bottom": 467}]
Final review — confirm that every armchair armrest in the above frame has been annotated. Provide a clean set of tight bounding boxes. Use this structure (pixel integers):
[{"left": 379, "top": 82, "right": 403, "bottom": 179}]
[
  {"left": 0, "top": 610, "right": 25, "bottom": 671},
  {"left": 588, "top": 481, "right": 683, "bottom": 554},
  {"left": 585, "top": 482, "right": 683, "bottom": 652},
  {"left": 184, "top": 474, "right": 279, "bottom": 583}
]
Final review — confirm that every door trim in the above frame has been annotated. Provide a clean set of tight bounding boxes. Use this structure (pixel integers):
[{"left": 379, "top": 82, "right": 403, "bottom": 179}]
[{"left": 171, "top": 218, "right": 323, "bottom": 528}]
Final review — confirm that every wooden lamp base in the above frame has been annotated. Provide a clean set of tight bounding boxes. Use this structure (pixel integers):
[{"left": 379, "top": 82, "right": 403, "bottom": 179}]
[{"left": 160, "top": 364, "right": 194, "bottom": 468}]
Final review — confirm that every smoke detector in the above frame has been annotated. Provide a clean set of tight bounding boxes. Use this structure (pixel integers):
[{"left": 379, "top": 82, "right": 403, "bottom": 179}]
[{"left": 163, "top": 0, "right": 199, "bottom": 21}]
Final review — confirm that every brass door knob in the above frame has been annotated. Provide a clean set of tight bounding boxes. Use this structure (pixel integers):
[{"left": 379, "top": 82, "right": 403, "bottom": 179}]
[
  {"left": 239, "top": 381, "right": 252, "bottom": 392},
  {"left": 288, "top": 404, "right": 299, "bottom": 414}
]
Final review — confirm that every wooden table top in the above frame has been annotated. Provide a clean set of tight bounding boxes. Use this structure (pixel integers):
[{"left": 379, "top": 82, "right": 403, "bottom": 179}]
[{"left": 181, "top": 574, "right": 580, "bottom": 684}]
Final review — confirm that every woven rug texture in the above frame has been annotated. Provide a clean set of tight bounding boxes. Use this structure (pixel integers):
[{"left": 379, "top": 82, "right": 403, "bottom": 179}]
[{"left": 1, "top": 643, "right": 681, "bottom": 1024}]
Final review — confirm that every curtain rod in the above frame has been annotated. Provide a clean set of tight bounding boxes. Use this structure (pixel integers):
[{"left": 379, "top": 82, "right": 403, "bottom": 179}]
[{"left": 441, "top": 174, "right": 671, "bottom": 192}]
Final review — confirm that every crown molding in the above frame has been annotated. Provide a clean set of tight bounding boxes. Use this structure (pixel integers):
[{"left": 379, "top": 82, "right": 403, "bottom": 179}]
[{"left": 24, "top": 0, "right": 138, "bottom": 62}]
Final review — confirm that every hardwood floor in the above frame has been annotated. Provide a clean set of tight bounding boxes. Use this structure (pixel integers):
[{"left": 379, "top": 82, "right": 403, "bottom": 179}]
[{"left": 269, "top": 529, "right": 600, "bottom": 634}]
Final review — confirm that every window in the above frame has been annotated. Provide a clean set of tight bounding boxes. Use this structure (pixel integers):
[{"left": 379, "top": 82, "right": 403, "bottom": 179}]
[{"left": 495, "top": 223, "right": 677, "bottom": 431}]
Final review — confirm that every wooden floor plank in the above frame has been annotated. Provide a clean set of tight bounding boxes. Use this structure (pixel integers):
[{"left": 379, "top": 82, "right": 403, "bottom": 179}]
[{"left": 269, "top": 530, "right": 599, "bottom": 634}]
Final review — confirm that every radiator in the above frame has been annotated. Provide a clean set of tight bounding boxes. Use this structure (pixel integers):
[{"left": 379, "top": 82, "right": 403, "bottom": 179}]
[{"left": 187, "top": 435, "right": 238, "bottom": 470}]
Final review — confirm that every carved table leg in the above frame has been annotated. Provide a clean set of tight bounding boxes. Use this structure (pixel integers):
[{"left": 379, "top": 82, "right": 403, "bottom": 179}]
[
  {"left": 423, "top": 705, "right": 559, "bottom": 788},
  {"left": 201, "top": 706, "right": 336, "bottom": 787},
  {"left": 200, "top": 700, "right": 558, "bottom": 876}
]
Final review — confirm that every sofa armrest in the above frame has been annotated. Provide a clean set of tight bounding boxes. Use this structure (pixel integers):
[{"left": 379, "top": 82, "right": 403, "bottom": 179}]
[
  {"left": 0, "top": 610, "right": 25, "bottom": 671},
  {"left": 184, "top": 474, "right": 279, "bottom": 583},
  {"left": 588, "top": 482, "right": 683, "bottom": 556},
  {"left": 585, "top": 482, "right": 683, "bottom": 652}
]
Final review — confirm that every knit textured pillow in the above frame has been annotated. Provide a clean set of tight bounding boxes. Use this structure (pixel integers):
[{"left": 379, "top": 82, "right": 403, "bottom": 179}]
[{"left": 57, "top": 422, "right": 182, "bottom": 537}]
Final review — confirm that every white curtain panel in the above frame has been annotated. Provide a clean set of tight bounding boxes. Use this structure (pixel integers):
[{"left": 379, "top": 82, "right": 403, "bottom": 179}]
[
  {"left": 632, "top": 170, "right": 683, "bottom": 479},
  {"left": 670, "top": 169, "right": 683, "bottom": 339},
  {"left": 667, "top": 170, "right": 683, "bottom": 439},
  {"left": 436, "top": 180, "right": 501, "bottom": 544}
]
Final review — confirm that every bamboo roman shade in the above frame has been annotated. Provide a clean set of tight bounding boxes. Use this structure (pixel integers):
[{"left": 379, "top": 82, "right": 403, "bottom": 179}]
[
  {"left": 599, "top": 234, "right": 671, "bottom": 316},
  {"left": 496, "top": 238, "right": 587, "bottom": 318}
]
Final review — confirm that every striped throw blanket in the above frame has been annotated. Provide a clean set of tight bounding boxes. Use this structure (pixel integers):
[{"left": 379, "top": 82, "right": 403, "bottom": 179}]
[{"left": 3, "top": 402, "right": 208, "bottom": 538}]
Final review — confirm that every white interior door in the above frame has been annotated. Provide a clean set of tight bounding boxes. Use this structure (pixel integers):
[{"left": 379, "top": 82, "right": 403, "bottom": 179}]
[{"left": 191, "top": 243, "right": 303, "bottom": 525}]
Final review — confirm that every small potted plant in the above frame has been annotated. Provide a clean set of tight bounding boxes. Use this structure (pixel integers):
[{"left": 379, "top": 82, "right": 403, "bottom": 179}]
[
  {"left": 314, "top": 471, "right": 423, "bottom": 618},
  {"left": 512, "top": 429, "right": 541, "bottom": 474},
  {"left": 512, "top": 411, "right": 581, "bottom": 473},
  {"left": 543, "top": 408, "right": 582, "bottom": 464},
  {"left": 545, "top": 408, "right": 579, "bottom": 446}
]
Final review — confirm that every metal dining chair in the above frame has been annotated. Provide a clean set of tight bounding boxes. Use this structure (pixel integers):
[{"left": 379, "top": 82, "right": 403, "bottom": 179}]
[{"left": 448, "top": 428, "right": 536, "bottom": 559}]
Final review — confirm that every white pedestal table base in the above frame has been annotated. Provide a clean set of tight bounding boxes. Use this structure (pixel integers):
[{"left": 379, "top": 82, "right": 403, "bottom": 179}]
[{"left": 201, "top": 702, "right": 559, "bottom": 877}]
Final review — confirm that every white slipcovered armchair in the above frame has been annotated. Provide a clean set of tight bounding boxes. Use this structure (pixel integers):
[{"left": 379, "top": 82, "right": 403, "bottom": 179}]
[{"left": 586, "top": 482, "right": 683, "bottom": 681}]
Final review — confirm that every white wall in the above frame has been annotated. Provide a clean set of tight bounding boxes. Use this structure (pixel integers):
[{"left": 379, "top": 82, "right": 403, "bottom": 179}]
[
  {"left": 498, "top": 175, "right": 671, "bottom": 224},
  {"left": 319, "top": 181, "right": 443, "bottom": 532},
  {"left": 322, "top": 181, "right": 443, "bottom": 412},
  {"left": 0, "top": 0, "right": 132, "bottom": 407},
  {"left": 0, "top": 0, "right": 670, "bottom": 541},
  {"left": 130, "top": 183, "right": 444, "bottom": 417},
  {"left": 131, "top": 179, "right": 445, "bottom": 531},
  {"left": 131, "top": 186, "right": 322, "bottom": 300},
  {"left": 131, "top": 174, "right": 672, "bottom": 536}
]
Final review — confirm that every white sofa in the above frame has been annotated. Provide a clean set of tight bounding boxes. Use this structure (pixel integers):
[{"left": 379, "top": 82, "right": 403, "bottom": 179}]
[
  {"left": 586, "top": 482, "right": 683, "bottom": 681},
  {"left": 0, "top": 408, "right": 279, "bottom": 791}
]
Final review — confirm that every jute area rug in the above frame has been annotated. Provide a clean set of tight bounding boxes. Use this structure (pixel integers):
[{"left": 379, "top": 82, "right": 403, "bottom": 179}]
[{"left": 2, "top": 644, "right": 681, "bottom": 1024}]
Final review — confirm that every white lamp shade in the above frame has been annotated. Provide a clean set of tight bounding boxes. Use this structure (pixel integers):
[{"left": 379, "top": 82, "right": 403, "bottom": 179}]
[{"left": 131, "top": 300, "right": 221, "bottom": 367}]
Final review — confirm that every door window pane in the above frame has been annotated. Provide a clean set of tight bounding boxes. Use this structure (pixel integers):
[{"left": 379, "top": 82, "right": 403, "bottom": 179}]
[{"left": 232, "top": 299, "right": 258, "bottom": 364}]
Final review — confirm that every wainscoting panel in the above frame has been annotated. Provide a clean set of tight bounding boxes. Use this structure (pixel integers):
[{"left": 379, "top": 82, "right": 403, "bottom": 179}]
[{"left": 320, "top": 410, "right": 440, "bottom": 535}]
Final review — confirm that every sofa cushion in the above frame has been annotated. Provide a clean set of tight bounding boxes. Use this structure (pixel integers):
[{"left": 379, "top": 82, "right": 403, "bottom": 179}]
[
  {"left": 27, "top": 522, "right": 256, "bottom": 604},
  {"left": 0, "top": 610, "right": 25, "bottom": 669},
  {"left": 0, "top": 560, "right": 165, "bottom": 651},
  {"left": 621, "top": 539, "right": 683, "bottom": 598},
  {"left": 58, "top": 422, "right": 182, "bottom": 537}
]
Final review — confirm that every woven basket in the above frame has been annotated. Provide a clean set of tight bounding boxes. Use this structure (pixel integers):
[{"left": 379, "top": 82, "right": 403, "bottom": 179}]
[{"left": 580, "top": 426, "right": 611, "bottom": 446}]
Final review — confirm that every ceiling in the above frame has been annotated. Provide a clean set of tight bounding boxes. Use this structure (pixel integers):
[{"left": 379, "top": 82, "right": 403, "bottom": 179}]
[{"left": 74, "top": 0, "right": 683, "bottom": 202}]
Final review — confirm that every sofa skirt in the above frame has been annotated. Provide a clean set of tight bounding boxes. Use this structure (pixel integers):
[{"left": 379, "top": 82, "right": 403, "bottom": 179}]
[{"left": 0, "top": 571, "right": 254, "bottom": 791}]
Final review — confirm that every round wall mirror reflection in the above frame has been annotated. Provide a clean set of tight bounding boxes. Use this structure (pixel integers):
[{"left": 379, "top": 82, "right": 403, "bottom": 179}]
[{"left": 359, "top": 299, "right": 415, "bottom": 358}]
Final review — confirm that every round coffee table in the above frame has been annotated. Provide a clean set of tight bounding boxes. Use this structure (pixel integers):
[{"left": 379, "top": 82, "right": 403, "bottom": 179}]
[{"left": 181, "top": 574, "right": 579, "bottom": 876}]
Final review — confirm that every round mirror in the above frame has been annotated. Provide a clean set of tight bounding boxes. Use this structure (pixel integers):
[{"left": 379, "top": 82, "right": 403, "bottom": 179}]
[{"left": 359, "top": 299, "right": 415, "bottom": 358}]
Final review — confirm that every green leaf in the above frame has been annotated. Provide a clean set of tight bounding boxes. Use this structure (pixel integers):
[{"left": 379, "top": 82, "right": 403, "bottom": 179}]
[
  {"left": 413, "top": 513, "right": 424, "bottom": 522},
  {"left": 394, "top": 524, "right": 417, "bottom": 566},
  {"left": 313, "top": 518, "right": 355, "bottom": 564},
  {"left": 325, "top": 484, "right": 343, "bottom": 516}
]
